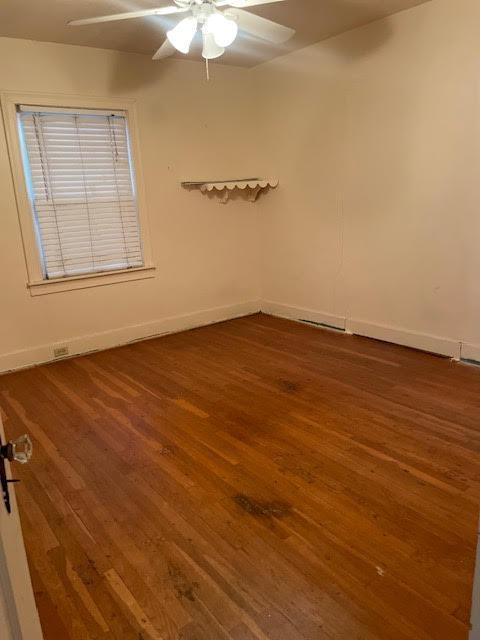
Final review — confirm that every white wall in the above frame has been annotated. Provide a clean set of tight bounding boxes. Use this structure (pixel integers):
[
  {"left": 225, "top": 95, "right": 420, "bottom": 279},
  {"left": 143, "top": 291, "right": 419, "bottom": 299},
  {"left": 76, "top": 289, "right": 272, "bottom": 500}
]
[
  {"left": 2, "top": 0, "right": 480, "bottom": 370},
  {"left": 253, "top": 0, "right": 480, "bottom": 359},
  {"left": 0, "top": 37, "right": 261, "bottom": 371}
]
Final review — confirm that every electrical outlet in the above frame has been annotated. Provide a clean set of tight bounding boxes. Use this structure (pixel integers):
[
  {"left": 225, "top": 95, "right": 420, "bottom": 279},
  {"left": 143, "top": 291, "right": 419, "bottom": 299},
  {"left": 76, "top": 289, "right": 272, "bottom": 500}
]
[{"left": 53, "top": 345, "right": 69, "bottom": 358}]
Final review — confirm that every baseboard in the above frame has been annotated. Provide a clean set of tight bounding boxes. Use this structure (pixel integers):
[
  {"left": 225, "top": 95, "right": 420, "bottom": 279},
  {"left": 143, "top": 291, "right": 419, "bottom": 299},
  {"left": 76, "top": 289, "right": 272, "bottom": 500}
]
[
  {"left": 1, "top": 298, "right": 472, "bottom": 374},
  {"left": 261, "top": 301, "right": 462, "bottom": 359},
  {"left": 0, "top": 300, "right": 261, "bottom": 374},
  {"left": 261, "top": 301, "right": 346, "bottom": 331},
  {"left": 461, "top": 342, "right": 480, "bottom": 365},
  {"left": 346, "top": 318, "right": 461, "bottom": 359}
]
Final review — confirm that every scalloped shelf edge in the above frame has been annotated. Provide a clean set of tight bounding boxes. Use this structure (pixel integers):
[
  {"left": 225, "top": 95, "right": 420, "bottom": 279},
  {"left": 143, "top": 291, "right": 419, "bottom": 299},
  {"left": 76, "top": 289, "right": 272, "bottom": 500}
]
[{"left": 181, "top": 178, "right": 279, "bottom": 203}]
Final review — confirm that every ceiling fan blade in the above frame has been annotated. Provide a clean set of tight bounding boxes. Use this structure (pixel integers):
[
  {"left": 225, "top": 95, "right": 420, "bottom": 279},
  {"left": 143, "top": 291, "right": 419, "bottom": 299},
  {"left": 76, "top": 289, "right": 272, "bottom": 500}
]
[
  {"left": 68, "top": 6, "right": 186, "bottom": 26},
  {"left": 229, "top": 9, "right": 295, "bottom": 44},
  {"left": 152, "top": 39, "right": 176, "bottom": 60},
  {"left": 217, "top": 0, "right": 286, "bottom": 7}
]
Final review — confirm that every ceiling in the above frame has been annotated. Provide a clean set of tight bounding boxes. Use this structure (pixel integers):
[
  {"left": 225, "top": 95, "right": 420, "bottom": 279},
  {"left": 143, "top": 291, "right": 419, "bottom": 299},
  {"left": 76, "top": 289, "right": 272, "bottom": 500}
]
[{"left": 0, "top": 0, "right": 431, "bottom": 67}]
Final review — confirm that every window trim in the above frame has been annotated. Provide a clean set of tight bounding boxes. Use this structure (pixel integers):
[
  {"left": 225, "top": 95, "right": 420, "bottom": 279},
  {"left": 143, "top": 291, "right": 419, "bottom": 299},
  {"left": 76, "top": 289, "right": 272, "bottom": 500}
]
[{"left": 1, "top": 91, "right": 155, "bottom": 295}]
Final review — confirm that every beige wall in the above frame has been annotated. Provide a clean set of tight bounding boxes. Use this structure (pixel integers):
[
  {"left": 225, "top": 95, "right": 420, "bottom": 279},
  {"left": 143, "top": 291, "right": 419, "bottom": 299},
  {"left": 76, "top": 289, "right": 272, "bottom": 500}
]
[
  {"left": 254, "top": 0, "right": 480, "bottom": 359},
  {"left": 2, "top": 0, "right": 480, "bottom": 369},
  {"left": 0, "top": 37, "right": 260, "bottom": 370}
]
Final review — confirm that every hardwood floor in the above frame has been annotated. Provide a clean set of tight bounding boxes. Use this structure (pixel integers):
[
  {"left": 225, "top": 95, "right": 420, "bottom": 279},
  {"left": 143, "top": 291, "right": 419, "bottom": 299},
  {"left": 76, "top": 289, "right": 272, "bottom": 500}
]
[{"left": 1, "top": 313, "right": 480, "bottom": 640}]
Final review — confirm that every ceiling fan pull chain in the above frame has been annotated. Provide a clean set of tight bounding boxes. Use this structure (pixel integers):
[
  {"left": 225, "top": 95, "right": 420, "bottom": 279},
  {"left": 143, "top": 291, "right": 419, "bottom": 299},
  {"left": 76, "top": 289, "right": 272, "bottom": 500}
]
[{"left": 205, "top": 57, "right": 210, "bottom": 81}]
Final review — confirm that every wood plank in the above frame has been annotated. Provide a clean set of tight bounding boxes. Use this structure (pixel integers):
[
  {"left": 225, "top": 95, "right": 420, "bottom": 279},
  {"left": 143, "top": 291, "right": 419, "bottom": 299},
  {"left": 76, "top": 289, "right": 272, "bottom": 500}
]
[{"left": 1, "top": 313, "right": 479, "bottom": 639}]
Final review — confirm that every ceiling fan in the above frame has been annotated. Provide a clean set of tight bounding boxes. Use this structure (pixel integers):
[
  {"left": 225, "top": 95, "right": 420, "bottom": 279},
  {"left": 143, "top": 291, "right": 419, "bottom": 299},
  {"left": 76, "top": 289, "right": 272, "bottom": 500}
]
[{"left": 68, "top": 0, "right": 295, "bottom": 62}]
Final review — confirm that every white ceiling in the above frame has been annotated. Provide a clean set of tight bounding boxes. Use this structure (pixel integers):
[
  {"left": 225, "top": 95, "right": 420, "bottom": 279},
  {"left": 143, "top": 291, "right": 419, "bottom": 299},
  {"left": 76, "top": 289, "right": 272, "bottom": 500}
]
[{"left": 0, "top": 0, "right": 432, "bottom": 67}]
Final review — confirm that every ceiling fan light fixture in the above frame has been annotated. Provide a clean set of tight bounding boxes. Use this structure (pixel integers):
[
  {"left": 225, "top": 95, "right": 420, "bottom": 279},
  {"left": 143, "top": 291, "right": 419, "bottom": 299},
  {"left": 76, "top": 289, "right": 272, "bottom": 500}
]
[
  {"left": 68, "top": 0, "right": 296, "bottom": 67},
  {"left": 202, "top": 31, "right": 225, "bottom": 59},
  {"left": 206, "top": 12, "right": 238, "bottom": 48},
  {"left": 167, "top": 16, "right": 198, "bottom": 53}
]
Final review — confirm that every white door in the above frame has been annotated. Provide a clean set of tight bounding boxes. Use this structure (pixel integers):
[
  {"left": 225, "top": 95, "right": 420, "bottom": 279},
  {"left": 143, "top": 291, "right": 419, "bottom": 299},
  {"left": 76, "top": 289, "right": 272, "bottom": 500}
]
[{"left": 0, "top": 412, "right": 43, "bottom": 639}]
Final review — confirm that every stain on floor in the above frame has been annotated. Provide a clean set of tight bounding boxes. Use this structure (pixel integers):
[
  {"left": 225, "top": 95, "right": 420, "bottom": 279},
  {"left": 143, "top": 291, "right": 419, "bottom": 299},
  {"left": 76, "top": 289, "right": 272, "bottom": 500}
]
[
  {"left": 278, "top": 379, "right": 299, "bottom": 393},
  {"left": 233, "top": 494, "right": 292, "bottom": 518},
  {"left": 168, "top": 563, "right": 199, "bottom": 602}
]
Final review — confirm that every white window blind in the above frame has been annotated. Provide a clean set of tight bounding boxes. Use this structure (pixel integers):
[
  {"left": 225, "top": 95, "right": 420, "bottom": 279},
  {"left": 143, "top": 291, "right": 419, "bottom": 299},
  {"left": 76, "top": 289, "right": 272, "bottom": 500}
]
[{"left": 17, "top": 106, "right": 144, "bottom": 280}]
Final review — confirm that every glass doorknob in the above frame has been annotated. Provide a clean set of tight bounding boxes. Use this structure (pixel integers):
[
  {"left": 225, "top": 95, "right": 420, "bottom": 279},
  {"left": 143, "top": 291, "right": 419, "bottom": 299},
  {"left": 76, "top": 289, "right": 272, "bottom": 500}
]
[{"left": 0, "top": 434, "right": 33, "bottom": 464}]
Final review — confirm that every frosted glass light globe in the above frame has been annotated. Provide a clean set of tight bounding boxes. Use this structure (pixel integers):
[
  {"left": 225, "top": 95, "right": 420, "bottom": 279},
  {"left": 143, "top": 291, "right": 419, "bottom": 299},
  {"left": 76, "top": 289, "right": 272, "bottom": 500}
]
[
  {"left": 167, "top": 16, "right": 198, "bottom": 54},
  {"left": 206, "top": 13, "right": 238, "bottom": 48},
  {"left": 202, "top": 31, "right": 225, "bottom": 59}
]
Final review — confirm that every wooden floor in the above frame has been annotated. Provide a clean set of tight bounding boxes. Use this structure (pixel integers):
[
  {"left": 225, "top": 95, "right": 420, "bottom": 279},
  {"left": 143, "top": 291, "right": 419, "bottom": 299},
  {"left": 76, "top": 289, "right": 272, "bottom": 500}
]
[{"left": 1, "top": 314, "right": 480, "bottom": 640}]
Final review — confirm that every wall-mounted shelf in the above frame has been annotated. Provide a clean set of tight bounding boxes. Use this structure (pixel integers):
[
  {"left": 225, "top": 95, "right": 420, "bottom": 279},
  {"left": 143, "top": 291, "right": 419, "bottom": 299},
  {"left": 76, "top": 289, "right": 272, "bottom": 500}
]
[{"left": 181, "top": 178, "right": 279, "bottom": 203}]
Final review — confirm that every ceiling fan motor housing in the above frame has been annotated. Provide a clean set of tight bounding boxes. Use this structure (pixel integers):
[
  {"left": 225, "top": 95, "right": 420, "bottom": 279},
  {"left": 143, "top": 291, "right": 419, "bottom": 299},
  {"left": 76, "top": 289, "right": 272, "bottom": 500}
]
[{"left": 191, "top": 1, "right": 230, "bottom": 26}]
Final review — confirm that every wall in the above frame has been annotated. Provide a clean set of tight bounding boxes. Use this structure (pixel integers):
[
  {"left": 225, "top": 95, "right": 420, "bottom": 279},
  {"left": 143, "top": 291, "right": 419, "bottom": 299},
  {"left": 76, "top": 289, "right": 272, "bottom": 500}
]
[
  {"left": 0, "top": 37, "right": 260, "bottom": 371},
  {"left": 2, "top": 0, "right": 480, "bottom": 371},
  {"left": 253, "top": 0, "right": 480, "bottom": 360}
]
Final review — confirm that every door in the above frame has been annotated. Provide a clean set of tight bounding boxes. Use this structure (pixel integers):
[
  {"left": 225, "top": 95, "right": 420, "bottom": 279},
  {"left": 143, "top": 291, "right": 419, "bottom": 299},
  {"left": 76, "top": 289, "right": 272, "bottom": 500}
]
[{"left": 0, "top": 412, "right": 43, "bottom": 639}]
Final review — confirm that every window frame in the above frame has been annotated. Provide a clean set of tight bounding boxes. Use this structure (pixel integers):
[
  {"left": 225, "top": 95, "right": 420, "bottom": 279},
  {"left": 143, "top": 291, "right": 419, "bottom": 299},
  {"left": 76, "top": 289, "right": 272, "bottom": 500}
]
[{"left": 2, "top": 92, "right": 155, "bottom": 296}]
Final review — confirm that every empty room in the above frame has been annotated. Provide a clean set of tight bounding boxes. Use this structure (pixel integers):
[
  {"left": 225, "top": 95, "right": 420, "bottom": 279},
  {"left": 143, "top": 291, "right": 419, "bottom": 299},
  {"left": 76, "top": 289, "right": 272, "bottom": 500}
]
[{"left": 0, "top": 0, "right": 479, "bottom": 639}]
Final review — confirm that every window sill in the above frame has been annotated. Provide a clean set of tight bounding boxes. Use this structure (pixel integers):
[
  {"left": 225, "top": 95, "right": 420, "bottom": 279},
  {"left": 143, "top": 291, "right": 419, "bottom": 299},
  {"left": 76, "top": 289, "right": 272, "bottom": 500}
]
[{"left": 27, "top": 265, "right": 156, "bottom": 296}]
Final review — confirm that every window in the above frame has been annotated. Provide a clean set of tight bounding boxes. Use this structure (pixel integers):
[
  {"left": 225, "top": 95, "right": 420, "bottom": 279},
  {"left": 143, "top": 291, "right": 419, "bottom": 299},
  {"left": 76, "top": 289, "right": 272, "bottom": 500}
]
[
  {"left": 18, "top": 107, "right": 143, "bottom": 279},
  {"left": 2, "top": 93, "right": 154, "bottom": 295}
]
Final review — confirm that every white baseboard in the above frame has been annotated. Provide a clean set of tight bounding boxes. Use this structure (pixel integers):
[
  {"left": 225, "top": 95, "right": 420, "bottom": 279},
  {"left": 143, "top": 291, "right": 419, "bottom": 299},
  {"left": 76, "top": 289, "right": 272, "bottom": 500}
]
[
  {"left": 261, "top": 301, "right": 346, "bottom": 331},
  {"left": 0, "top": 300, "right": 261, "bottom": 374},
  {"left": 261, "top": 301, "right": 462, "bottom": 359},
  {"left": 346, "top": 318, "right": 461, "bottom": 359},
  {"left": 1, "top": 298, "right": 473, "bottom": 374},
  {"left": 461, "top": 342, "right": 480, "bottom": 364}
]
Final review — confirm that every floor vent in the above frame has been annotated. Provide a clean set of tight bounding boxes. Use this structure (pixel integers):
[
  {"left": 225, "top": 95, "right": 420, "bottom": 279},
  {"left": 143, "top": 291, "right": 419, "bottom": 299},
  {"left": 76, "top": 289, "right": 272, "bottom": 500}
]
[{"left": 299, "top": 319, "right": 345, "bottom": 333}]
